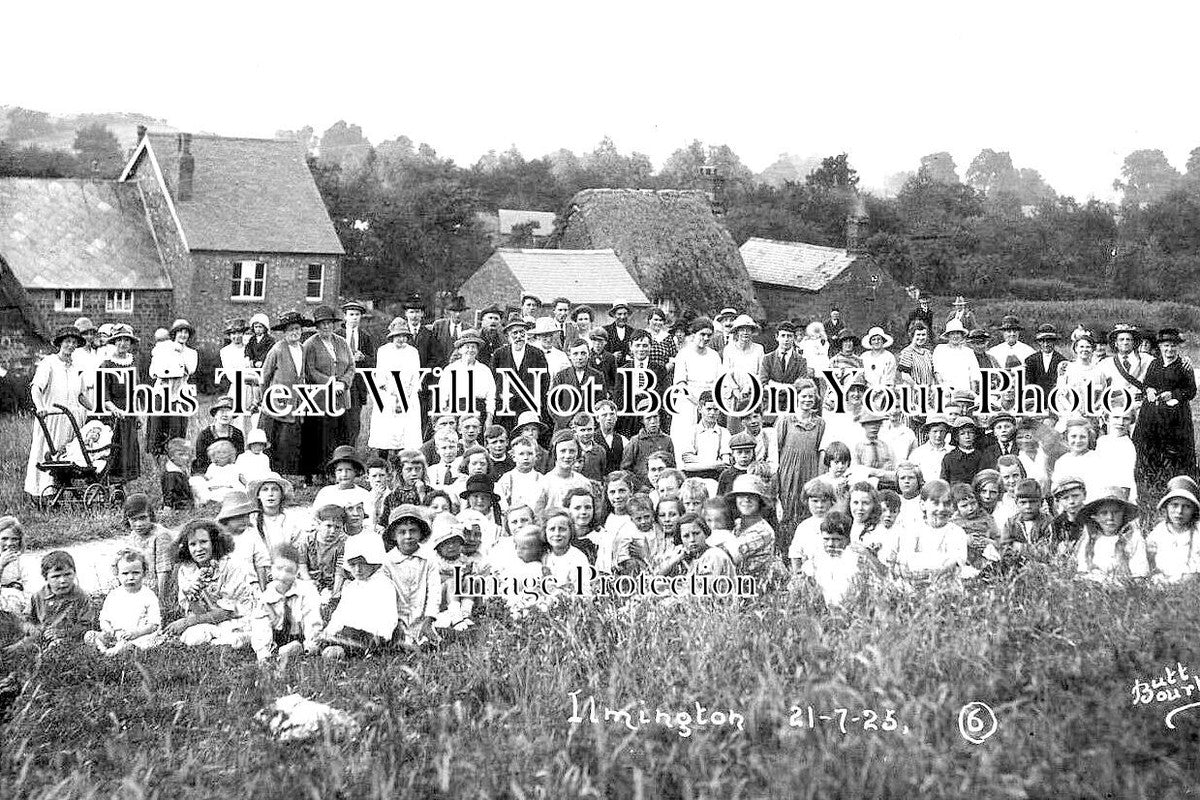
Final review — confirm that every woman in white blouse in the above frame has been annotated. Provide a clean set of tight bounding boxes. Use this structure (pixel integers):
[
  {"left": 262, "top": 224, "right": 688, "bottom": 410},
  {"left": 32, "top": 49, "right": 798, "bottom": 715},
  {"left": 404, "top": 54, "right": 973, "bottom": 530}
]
[
  {"left": 369, "top": 318, "right": 424, "bottom": 455},
  {"left": 24, "top": 327, "right": 89, "bottom": 499},
  {"left": 437, "top": 330, "right": 496, "bottom": 425},
  {"left": 670, "top": 317, "right": 723, "bottom": 457},
  {"left": 146, "top": 318, "right": 198, "bottom": 458},
  {"left": 721, "top": 315, "right": 765, "bottom": 434},
  {"left": 799, "top": 321, "right": 830, "bottom": 375}
]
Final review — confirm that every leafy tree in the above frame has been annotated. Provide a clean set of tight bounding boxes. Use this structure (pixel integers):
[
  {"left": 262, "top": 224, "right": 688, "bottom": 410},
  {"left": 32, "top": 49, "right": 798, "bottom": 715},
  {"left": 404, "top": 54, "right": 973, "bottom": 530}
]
[
  {"left": 1113, "top": 149, "right": 1180, "bottom": 206},
  {"left": 659, "top": 140, "right": 755, "bottom": 194},
  {"left": 72, "top": 123, "right": 124, "bottom": 178},
  {"left": 918, "top": 152, "right": 959, "bottom": 184},
  {"left": 319, "top": 120, "right": 371, "bottom": 172},
  {"left": 807, "top": 153, "right": 858, "bottom": 189},
  {"left": 4, "top": 108, "right": 55, "bottom": 140},
  {"left": 1014, "top": 168, "right": 1055, "bottom": 204},
  {"left": 0, "top": 139, "right": 78, "bottom": 177},
  {"left": 965, "top": 149, "right": 1018, "bottom": 196}
]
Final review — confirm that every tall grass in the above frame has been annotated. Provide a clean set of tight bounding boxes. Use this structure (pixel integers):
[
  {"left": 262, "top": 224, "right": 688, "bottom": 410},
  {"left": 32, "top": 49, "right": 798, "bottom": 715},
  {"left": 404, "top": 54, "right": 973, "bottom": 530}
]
[{"left": 2, "top": 567, "right": 1199, "bottom": 798}]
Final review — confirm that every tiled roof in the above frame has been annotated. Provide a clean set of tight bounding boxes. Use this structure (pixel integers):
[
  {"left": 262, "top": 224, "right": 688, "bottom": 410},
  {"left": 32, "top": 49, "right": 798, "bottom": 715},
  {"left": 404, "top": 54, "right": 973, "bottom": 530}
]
[
  {"left": 141, "top": 134, "right": 344, "bottom": 254},
  {"left": 493, "top": 249, "right": 651, "bottom": 305},
  {"left": 739, "top": 237, "right": 857, "bottom": 291},
  {"left": 498, "top": 209, "right": 557, "bottom": 237},
  {"left": 0, "top": 178, "right": 171, "bottom": 289}
]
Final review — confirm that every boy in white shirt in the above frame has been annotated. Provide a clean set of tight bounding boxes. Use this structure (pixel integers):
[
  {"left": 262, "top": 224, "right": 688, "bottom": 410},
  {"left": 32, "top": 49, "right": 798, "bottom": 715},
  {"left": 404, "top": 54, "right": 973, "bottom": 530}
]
[{"left": 495, "top": 436, "right": 544, "bottom": 511}]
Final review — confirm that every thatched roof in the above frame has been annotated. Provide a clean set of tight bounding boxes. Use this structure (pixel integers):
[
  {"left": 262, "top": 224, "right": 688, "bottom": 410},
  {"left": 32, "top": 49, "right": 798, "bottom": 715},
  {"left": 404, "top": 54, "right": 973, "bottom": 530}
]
[{"left": 552, "top": 189, "right": 760, "bottom": 315}]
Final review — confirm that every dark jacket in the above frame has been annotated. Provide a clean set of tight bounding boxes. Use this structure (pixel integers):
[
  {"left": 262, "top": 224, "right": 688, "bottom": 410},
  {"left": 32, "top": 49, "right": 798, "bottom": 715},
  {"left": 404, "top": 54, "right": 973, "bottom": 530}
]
[
  {"left": 603, "top": 323, "right": 640, "bottom": 363},
  {"left": 491, "top": 345, "right": 549, "bottom": 421},
  {"left": 1024, "top": 350, "right": 1067, "bottom": 397},
  {"left": 550, "top": 366, "right": 609, "bottom": 429}
]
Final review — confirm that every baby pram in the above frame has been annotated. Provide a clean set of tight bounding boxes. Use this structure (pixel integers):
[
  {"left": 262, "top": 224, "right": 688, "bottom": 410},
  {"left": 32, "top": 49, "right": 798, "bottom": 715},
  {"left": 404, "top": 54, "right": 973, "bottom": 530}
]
[{"left": 33, "top": 404, "right": 124, "bottom": 510}]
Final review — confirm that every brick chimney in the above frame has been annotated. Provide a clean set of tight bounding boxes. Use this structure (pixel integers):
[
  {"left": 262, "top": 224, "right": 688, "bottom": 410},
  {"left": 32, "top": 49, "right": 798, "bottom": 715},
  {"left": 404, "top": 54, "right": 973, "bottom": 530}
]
[
  {"left": 845, "top": 195, "right": 868, "bottom": 254},
  {"left": 136, "top": 124, "right": 147, "bottom": 142},
  {"left": 177, "top": 133, "right": 194, "bottom": 201}
]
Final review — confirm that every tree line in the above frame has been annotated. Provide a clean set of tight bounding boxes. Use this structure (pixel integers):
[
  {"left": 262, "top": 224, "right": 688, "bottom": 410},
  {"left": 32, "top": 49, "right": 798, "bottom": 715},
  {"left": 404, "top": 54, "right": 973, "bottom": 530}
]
[{"left": 4, "top": 112, "right": 1200, "bottom": 311}]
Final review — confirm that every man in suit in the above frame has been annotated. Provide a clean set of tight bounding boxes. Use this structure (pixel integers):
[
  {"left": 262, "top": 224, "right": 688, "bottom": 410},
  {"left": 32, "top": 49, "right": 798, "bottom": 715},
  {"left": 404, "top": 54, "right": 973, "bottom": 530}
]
[
  {"left": 478, "top": 304, "right": 506, "bottom": 366},
  {"left": 550, "top": 338, "right": 609, "bottom": 429},
  {"left": 759, "top": 321, "right": 809, "bottom": 418},
  {"left": 615, "top": 329, "right": 668, "bottom": 437},
  {"left": 586, "top": 327, "right": 618, "bottom": 392},
  {"left": 490, "top": 314, "right": 549, "bottom": 433},
  {"left": 403, "top": 293, "right": 441, "bottom": 435},
  {"left": 603, "top": 302, "right": 639, "bottom": 363},
  {"left": 826, "top": 307, "right": 846, "bottom": 341},
  {"left": 551, "top": 296, "right": 574, "bottom": 350},
  {"left": 341, "top": 300, "right": 375, "bottom": 447},
  {"left": 431, "top": 295, "right": 468, "bottom": 367},
  {"left": 906, "top": 295, "right": 934, "bottom": 335},
  {"left": 1024, "top": 324, "right": 1066, "bottom": 399}
]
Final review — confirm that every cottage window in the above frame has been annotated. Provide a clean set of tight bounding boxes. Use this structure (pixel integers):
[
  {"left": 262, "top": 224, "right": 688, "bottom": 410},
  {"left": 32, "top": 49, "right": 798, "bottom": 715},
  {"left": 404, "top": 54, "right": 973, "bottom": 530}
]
[
  {"left": 231, "top": 260, "right": 266, "bottom": 300},
  {"left": 105, "top": 290, "right": 133, "bottom": 314},
  {"left": 306, "top": 264, "right": 324, "bottom": 302},
  {"left": 55, "top": 290, "right": 83, "bottom": 312}
]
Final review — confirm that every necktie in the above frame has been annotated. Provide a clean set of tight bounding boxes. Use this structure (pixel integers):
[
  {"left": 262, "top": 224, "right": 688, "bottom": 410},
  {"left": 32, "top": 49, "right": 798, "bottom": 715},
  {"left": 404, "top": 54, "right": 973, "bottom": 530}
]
[
  {"left": 1122, "top": 355, "right": 1132, "bottom": 373},
  {"left": 350, "top": 330, "right": 357, "bottom": 352},
  {"left": 866, "top": 441, "right": 878, "bottom": 468},
  {"left": 782, "top": 352, "right": 789, "bottom": 372},
  {"left": 444, "top": 466, "right": 454, "bottom": 485},
  {"left": 280, "top": 594, "right": 294, "bottom": 638}
]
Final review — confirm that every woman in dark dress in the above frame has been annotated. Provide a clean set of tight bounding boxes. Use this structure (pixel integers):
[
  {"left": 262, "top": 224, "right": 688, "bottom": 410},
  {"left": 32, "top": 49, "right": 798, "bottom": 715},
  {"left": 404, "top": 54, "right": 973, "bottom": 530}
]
[
  {"left": 259, "top": 311, "right": 311, "bottom": 480},
  {"left": 95, "top": 324, "right": 142, "bottom": 484},
  {"left": 1134, "top": 328, "right": 1197, "bottom": 496},
  {"left": 300, "top": 305, "right": 355, "bottom": 484}
]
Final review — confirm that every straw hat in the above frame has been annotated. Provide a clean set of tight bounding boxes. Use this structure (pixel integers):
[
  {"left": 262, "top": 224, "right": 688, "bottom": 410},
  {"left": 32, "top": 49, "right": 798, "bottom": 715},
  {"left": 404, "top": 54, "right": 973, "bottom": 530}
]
[
  {"left": 515, "top": 410, "right": 547, "bottom": 432},
  {"left": 311, "top": 305, "right": 339, "bottom": 325},
  {"left": 609, "top": 302, "right": 631, "bottom": 318},
  {"left": 729, "top": 314, "right": 759, "bottom": 333},
  {"left": 108, "top": 324, "right": 139, "bottom": 345},
  {"left": 386, "top": 504, "right": 433, "bottom": 540},
  {"left": 530, "top": 317, "right": 559, "bottom": 336},
  {"left": 324, "top": 445, "right": 365, "bottom": 475},
  {"left": 52, "top": 325, "right": 85, "bottom": 348},
  {"left": 271, "top": 311, "right": 312, "bottom": 331},
  {"left": 1158, "top": 485, "right": 1200, "bottom": 513},
  {"left": 1080, "top": 486, "right": 1140, "bottom": 521},
  {"left": 715, "top": 307, "right": 738, "bottom": 322},
  {"left": 1034, "top": 324, "right": 1060, "bottom": 342},
  {"left": 942, "top": 319, "right": 968, "bottom": 339},
  {"left": 215, "top": 491, "right": 258, "bottom": 522},
  {"left": 224, "top": 318, "right": 249, "bottom": 334},
  {"left": 952, "top": 296, "right": 969, "bottom": 307},
  {"left": 344, "top": 533, "right": 387, "bottom": 566},
  {"left": 729, "top": 474, "right": 768, "bottom": 501},
  {"left": 247, "top": 472, "right": 293, "bottom": 501},
  {"left": 386, "top": 318, "right": 412, "bottom": 340},
  {"left": 428, "top": 515, "right": 467, "bottom": 550},
  {"left": 861, "top": 326, "right": 894, "bottom": 349},
  {"left": 74, "top": 317, "right": 98, "bottom": 335},
  {"left": 454, "top": 328, "right": 485, "bottom": 349},
  {"left": 168, "top": 318, "right": 194, "bottom": 337}
]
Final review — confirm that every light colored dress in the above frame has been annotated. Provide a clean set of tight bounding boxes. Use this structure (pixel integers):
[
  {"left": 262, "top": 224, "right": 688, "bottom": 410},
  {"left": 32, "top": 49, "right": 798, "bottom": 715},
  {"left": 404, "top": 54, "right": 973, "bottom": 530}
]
[
  {"left": 25, "top": 353, "right": 85, "bottom": 497},
  {"left": 368, "top": 341, "right": 423, "bottom": 451},
  {"left": 1146, "top": 522, "right": 1200, "bottom": 583},
  {"left": 896, "top": 522, "right": 969, "bottom": 576},
  {"left": 670, "top": 345, "right": 723, "bottom": 456},
  {"left": 175, "top": 557, "right": 257, "bottom": 647}
]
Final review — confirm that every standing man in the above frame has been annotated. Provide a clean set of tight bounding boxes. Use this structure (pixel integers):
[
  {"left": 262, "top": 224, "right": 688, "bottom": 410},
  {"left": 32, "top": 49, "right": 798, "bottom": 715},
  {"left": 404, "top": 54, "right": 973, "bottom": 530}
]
[
  {"left": 520, "top": 293, "right": 542, "bottom": 320},
  {"left": 759, "top": 321, "right": 808, "bottom": 417},
  {"left": 551, "top": 297, "right": 573, "bottom": 349},
  {"left": 825, "top": 307, "right": 846, "bottom": 342},
  {"left": 946, "top": 296, "right": 977, "bottom": 332},
  {"left": 712, "top": 307, "right": 737, "bottom": 354},
  {"left": 478, "top": 304, "right": 506, "bottom": 365},
  {"left": 604, "top": 302, "right": 639, "bottom": 364},
  {"left": 1100, "top": 323, "right": 1152, "bottom": 408},
  {"left": 341, "top": 300, "right": 374, "bottom": 447},
  {"left": 550, "top": 338, "right": 608, "bottom": 430},
  {"left": 404, "top": 293, "right": 440, "bottom": 435},
  {"left": 431, "top": 295, "right": 468, "bottom": 367},
  {"left": 490, "top": 314, "right": 548, "bottom": 433},
  {"left": 907, "top": 294, "right": 934, "bottom": 334},
  {"left": 1023, "top": 324, "right": 1066, "bottom": 399},
  {"left": 987, "top": 316, "right": 1034, "bottom": 372},
  {"left": 616, "top": 330, "right": 667, "bottom": 437}
]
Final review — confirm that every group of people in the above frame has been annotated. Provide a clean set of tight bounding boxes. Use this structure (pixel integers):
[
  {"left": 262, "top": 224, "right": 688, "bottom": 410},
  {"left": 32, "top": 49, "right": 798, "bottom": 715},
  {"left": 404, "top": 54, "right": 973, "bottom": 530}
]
[{"left": 6, "top": 290, "right": 1200, "bottom": 661}]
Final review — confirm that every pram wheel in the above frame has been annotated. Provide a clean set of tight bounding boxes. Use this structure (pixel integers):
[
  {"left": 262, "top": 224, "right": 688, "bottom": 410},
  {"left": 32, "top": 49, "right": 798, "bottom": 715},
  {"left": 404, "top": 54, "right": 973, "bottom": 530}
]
[
  {"left": 82, "top": 484, "right": 104, "bottom": 509},
  {"left": 38, "top": 485, "right": 61, "bottom": 512}
]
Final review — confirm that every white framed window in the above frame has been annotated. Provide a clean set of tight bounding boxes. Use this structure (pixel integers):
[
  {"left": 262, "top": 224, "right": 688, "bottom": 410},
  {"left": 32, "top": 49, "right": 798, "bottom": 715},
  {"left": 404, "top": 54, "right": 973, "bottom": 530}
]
[
  {"left": 232, "top": 260, "right": 266, "bottom": 300},
  {"left": 55, "top": 289, "right": 83, "bottom": 312},
  {"left": 306, "top": 263, "right": 324, "bottom": 302},
  {"left": 105, "top": 290, "right": 133, "bottom": 314}
]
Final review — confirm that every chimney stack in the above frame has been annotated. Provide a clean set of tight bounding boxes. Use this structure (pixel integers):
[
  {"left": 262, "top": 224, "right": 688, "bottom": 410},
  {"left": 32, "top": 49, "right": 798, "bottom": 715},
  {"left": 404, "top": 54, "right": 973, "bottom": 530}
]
[
  {"left": 846, "top": 195, "right": 868, "bottom": 254},
  {"left": 699, "top": 165, "right": 725, "bottom": 217},
  {"left": 136, "top": 124, "right": 147, "bottom": 142},
  {"left": 177, "top": 133, "right": 194, "bottom": 201}
]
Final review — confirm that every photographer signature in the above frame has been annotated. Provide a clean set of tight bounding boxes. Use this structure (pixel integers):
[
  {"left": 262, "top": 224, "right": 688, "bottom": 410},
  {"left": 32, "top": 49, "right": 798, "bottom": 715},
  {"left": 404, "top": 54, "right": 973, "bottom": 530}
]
[{"left": 1130, "top": 662, "right": 1200, "bottom": 729}]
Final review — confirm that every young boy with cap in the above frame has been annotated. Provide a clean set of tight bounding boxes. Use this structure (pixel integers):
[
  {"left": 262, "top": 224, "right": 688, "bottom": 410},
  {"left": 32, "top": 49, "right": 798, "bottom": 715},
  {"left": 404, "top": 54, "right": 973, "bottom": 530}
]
[
  {"left": 1000, "top": 479, "right": 1055, "bottom": 555},
  {"left": 1048, "top": 476, "right": 1088, "bottom": 553},
  {"left": 717, "top": 432, "right": 759, "bottom": 496},
  {"left": 313, "top": 445, "right": 375, "bottom": 530},
  {"left": 940, "top": 417, "right": 995, "bottom": 486}
]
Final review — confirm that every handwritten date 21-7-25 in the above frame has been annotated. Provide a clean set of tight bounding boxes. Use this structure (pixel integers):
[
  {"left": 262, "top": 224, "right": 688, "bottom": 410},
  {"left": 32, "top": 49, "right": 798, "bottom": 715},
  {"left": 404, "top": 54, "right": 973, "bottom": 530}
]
[{"left": 789, "top": 706, "right": 910, "bottom": 734}]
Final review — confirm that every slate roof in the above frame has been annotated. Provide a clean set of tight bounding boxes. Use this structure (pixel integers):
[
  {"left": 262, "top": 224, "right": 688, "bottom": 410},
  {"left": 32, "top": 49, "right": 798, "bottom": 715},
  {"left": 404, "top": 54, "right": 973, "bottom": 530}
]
[
  {"left": 491, "top": 249, "right": 650, "bottom": 305},
  {"left": 498, "top": 209, "right": 557, "bottom": 237},
  {"left": 0, "top": 178, "right": 171, "bottom": 289},
  {"left": 738, "top": 237, "right": 858, "bottom": 291},
  {"left": 139, "top": 133, "right": 344, "bottom": 255}
]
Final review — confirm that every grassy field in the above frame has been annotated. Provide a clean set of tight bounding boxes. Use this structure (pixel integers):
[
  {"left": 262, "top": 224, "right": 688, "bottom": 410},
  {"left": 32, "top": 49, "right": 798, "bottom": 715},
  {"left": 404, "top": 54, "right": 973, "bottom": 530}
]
[
  {"left": 935, "top": 297, "right": 1200, "bottom": 341},
  {"left": 2, "top": 567, "right": 1200, "bottom": 798}
]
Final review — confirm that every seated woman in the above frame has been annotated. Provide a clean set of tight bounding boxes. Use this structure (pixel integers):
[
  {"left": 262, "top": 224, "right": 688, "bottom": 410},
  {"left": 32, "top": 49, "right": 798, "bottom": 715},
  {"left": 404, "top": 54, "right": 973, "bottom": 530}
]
[{"left": 165, "top": 519, "right": 257, "bottom": 648}]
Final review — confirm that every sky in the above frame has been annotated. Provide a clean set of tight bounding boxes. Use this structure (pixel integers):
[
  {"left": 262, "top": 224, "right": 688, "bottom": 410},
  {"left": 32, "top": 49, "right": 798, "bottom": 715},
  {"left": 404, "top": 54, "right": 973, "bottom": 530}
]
[{"left": 7, "top": 0, "right": 1200, "bottom": 201}]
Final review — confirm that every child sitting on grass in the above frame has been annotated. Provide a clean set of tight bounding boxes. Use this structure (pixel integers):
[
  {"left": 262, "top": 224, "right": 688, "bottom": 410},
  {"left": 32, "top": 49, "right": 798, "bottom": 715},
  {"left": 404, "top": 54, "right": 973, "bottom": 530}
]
[
  {"left": 120, "top": 494, "right": 175, "bottom": 607},
  {"left": 194, "top": 440, "right": 245, "bottom": 505},
  {"left": 428, "top": 516, "right": 475, "bottom": 628},
  {"left": 895, "top": 480, "right": 971, "bottom": 580},
  {"left": 85, "top": 549, "right": 162, "bottom": 655},
  {"left": 299, "top": 504, "right": 349, "bottom": 610},
  {"left": 702, "top": 498, "right": 736, "bottom": 553},
  {"left": 0, "top": 517, "right": 31, "bottom": 615},
  {"left": 1147, "top": 480, "right": 1200, "bottom": 584},
  {"left": 788, "top": 478, "right": 836, "bottom": 572},
  {"left": 656, "top": 513, "right": 735, "bottom": 580},
  {"left": 1049, "top": 477, "right": 1088, "bottom": 553},
  {"left": 320, "top": 535, "right": 399, "bottom": 659},
  {"left": 379, "top": 450, "right": 433, "bottom": 527},
  {"left": 495, "top": 437, "right": 544, "bottom": 512},
  {"left": 820, "top": 442, "right": 853, "bottom": 514},
  {"left": 251, "top": 543, "right": 324, "bottom": 667},
  {"left": 236, "top": 428, "right": 272, "bottom": 485},
  {"left": 381, "top": 506, "right": 439, "bottom": 649},
  {"left": 456, "top": 476, "right": 501, "bottom": 556},
  {"left": 802, "top": 511, "right": 883, "bottom": 607},
  {"left": 162, "top": 437, "right": 198, "bottom": 510},
  {"left": 6, "top": 551, "right": 96, "bottom": 652},
  {"left": 542, "top": 508, "right": 591, "bottom": 593},
  {"left": 949, "top": 481, "right": 1000, "bottom": 568},
  {"left": 1075, "top": 487, "right": 1149, "bottom": 584},
  {"left": 726, "top": 475, "right": 777, "bottom": 583},
  {"left": 1000, "top": 479, "right": 1055, "bottom": 556},
  {"left": 314, "top": 446, "right": 375, "bottom": 530}
]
